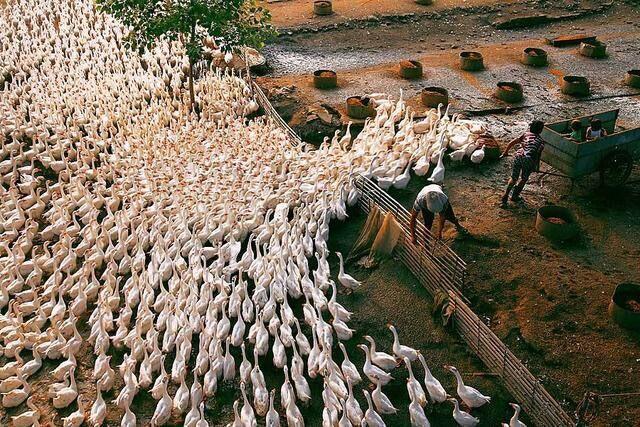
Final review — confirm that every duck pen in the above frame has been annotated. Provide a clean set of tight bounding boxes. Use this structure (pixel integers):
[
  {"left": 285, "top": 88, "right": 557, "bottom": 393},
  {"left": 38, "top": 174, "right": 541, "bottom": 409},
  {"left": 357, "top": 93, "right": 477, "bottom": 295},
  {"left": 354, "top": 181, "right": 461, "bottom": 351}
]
[
  {"left": 251, "top": 80, "right": 303, "bottom": 146},
  {"left": 449, "top": 292, "right": 575, "bottom": 427},
  {"left": 253, "top": 78, "right": 575, "bottom": 426},
  {"left": 352, "top": 174, "right": 575, "bottom": 427}
]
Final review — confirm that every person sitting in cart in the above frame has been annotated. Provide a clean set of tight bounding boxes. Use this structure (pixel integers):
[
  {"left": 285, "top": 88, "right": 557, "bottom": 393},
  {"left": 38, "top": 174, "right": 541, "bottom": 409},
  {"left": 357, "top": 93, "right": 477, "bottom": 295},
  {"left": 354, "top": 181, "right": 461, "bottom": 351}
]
[
  {"left": 410, "top": 184, "right": 468, "bottom": 242},
  {"left": 586, "top": 118, "right": 607, "bottom": 140},
  {"left": 569, "top": 120, "right": 585, "bottom": 142},
  {"left": 500, "top": 120, "right": 545, "bottom": 205}
]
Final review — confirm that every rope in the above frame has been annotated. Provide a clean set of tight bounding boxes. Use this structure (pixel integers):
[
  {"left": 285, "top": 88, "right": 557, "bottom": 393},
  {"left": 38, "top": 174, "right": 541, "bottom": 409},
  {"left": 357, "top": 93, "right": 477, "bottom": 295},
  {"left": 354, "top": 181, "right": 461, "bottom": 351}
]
[
  {"left": 575, "top": 391, "right": 640, "bottom": 424},
  {"left": 598, "top": 392, "right": 640, "bottom": 399}
]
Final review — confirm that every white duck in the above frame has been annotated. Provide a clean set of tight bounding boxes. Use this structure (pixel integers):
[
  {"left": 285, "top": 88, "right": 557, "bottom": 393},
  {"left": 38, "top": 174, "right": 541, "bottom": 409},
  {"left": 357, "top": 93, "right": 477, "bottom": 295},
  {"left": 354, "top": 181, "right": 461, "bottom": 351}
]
[
  {"left": 445, "top": 365, "right": 491, "bottom": 409},
  {"left": 10, "top": 396, "right": 40, "bottom": 427},
  {"left": 338, "top": 342, "right": 361, "bottom": 385},
  {"left": 364, "top": 335, "right": 396, "bottom": 371},
  {"left": 509, "top": 403, "right": 527, "bottom": 427},
  {"left": 388, "top": 324, "right": 418, "bottom": 361},
  {"left": 89, "top": 386, "right": 107, "bottom": 427},
  {"left": 335, "top": 252, "right": 361, "bottom": 293},
  {"left": 372, "top": 379, "right": 397, "bottom": 415},
  {"left": 62, "top": 396, "right": 86, "bottom": 427},
  {"left": 405, "top": 357, "right": 427, "bottom": 408},
  {"left": 358, "top": 344, "right": 393, "bottom": 385},
  {"left": 449, "top": 398, "right": 479, "bottom": 427},
  {"left": 417, "top": 353, "right": 447, "bottom": 403},
  {"left": 2, "top": 376, "right": 30, "bottom": 408},
  {"left": 363, "top": 389, "right": 386, "bottom": 427},
  {"left": 427, "top": 147, "right": 446, "bottom": 184},
  {"left": 265, "top": 389, "right": 280, "bottom": 427}
]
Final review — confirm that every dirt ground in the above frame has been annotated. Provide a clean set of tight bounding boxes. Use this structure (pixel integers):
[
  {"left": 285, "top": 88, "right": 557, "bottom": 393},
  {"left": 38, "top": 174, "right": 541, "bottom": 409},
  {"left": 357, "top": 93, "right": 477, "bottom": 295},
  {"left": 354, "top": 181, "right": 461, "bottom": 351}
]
[
  {"left": 258, "top": 0, "right": 640, "bottom": 425},
  {"left": 262, "top": 0, "right": 520, "bottom": 28}
]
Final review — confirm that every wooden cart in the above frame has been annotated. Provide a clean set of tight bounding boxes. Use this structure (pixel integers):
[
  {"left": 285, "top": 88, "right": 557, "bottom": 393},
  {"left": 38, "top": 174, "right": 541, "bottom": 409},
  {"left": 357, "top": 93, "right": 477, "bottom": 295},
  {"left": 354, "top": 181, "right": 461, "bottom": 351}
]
[{"left": 539, "top": 109, "right": 640, "bottom": 187}]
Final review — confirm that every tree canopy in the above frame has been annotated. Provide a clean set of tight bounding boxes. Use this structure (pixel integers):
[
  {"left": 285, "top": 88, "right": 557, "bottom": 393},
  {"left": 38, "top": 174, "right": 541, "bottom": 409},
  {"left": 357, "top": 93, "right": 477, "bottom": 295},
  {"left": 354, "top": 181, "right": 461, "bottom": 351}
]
[{"left": 97, "top": 0, "right": 276, "bottom": 62}]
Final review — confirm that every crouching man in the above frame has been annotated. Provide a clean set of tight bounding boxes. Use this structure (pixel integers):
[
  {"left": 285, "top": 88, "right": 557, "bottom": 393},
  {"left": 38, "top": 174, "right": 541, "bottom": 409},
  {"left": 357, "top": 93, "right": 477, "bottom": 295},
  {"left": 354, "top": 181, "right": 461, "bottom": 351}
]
[{"left": 410, "top": 183, "right": 467, "bottom": 242}]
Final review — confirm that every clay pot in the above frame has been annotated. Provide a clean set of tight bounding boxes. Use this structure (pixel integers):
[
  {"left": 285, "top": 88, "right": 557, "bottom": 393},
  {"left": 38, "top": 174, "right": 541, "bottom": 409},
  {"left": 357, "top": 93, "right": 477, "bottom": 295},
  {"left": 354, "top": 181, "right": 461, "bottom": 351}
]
[
  {"left": 535, "top": 205, "right": 579, "bottom": 241},
  {"left": 561, "top": 76, "right": 590, "bottom": 97},
  {"left": 421, "top": 86, "right": 449, "bottom": 108},
  {"left": 399, "top": 60, "right": 423, "bottom": 79},
  {"left": 521, "top": 48, "right": 548, "bottom": 67},
  {"left": 314, "top": 0, "right": 333, "bottom": 16},
  {"left": 625, "top": 70, "right": 640, "bottom": 89},
  {"left": 579, "top": 40, "right": 607, "bottom": 58},
  {"left": 313, "top": 70, "right": 337, "bottom": 89},
  {"left": 346, "top": 96, "right": 375, "bottom": 119},
  {"left": 608, "top": 283, "right": 640, "bottom": 329},
  {"left": 460, "top": 51, "right": 484, "bottom": 71},
  {"left": 495, "top": 82, "right": 523, "bottom": 103}
]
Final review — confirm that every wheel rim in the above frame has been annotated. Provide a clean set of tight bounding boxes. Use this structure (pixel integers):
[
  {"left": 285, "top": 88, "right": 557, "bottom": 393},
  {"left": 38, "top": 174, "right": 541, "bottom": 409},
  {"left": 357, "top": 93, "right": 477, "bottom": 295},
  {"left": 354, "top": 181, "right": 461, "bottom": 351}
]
[{"left": 601, "top": 152, "right": 633, "bottom": 187}]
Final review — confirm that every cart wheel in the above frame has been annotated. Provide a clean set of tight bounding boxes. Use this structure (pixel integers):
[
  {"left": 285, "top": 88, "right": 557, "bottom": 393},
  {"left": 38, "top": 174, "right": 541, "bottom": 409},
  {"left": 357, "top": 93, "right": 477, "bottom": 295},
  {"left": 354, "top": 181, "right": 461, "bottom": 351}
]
[{"left": 599, "top": 151, "right": 633, "bottom": 188}]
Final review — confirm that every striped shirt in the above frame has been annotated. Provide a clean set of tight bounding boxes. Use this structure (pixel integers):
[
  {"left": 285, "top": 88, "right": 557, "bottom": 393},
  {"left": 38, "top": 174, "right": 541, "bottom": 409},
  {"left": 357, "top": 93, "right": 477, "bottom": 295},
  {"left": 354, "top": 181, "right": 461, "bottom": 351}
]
[{"left": 515, "top": 132, "right": 545, "bottom": 160}]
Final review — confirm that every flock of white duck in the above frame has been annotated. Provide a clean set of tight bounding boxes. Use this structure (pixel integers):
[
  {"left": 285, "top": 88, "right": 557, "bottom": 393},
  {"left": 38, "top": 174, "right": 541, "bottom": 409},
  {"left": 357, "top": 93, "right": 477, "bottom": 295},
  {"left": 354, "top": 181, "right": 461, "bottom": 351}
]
[{"left": 0, "top": 0, "right": 527, "bottom": 426}]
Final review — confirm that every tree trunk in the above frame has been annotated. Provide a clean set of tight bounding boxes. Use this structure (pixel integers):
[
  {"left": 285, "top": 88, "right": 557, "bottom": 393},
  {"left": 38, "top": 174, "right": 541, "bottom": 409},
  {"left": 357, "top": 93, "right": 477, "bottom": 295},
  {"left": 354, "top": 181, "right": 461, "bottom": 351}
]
[{"left": 188, "top": 55, "right": 195, "bottom": 114}]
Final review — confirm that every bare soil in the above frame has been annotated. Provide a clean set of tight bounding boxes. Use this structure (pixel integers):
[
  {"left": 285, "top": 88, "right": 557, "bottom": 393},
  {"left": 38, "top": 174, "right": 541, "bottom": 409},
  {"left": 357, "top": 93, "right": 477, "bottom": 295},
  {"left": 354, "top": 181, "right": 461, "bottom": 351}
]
[{"left": 263, "top": 0, "right": 520, "bottom": 28}]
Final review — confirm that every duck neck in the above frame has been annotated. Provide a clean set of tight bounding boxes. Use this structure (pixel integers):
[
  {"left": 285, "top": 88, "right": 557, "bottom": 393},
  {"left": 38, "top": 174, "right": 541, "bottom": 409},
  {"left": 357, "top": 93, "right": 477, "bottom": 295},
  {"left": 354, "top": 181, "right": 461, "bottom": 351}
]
[
  {"left": 511, "top": 406, "right": 521, "bottom": 421},
  {"left": 453, "top": 370, "right": 464, "bottom": 387},
  {"left": 338, "top": 254, "right": 345, "bottom": 275},
  {"left": 406, "top": 361, "right": 414, "bottom": 378},
  {"left": 391, "top": 327, "right": 400, "bottom": 347}
]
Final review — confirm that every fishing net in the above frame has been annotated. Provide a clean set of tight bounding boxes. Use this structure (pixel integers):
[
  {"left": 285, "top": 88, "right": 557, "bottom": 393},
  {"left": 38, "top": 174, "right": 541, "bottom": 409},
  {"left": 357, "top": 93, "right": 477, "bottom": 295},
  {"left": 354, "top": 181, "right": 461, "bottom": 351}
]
[
  {"left": 371, "top": 211, "right": 402, "bottom": 259},
  {"left": 347, "top": 206, "right": 402, "bottom": 265},
  {"left": 347, "top": 206, "right": 383, "bottom": 263}
]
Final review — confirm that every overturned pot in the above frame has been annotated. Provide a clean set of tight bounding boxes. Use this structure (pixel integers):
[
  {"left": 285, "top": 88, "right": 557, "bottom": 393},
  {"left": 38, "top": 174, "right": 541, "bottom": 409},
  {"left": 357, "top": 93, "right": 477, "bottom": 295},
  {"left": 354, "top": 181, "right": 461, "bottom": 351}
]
[
  {"left": 535, "top": 205, "right": 579, "bottom": 241},
  {"left": 521, "top": 47, "right": 548, "bottom": 67},
  {"left": 421, "top": 86, "right": 449, "bottom": 108},
  {"left": 314, "top": 0, "right": 333, "bottom": 16},
  {"left": 609, "top": 283, "right": 640, "bottom": 330},
  {"left": 561, "top": 75, "right": 590, "bottom": 97},
  {"left": 496, "top": 82, "right": 523, "bottom": 103},
  {"left": 625, "top": 70, "right": 640, "bottom": 89},
  {"left": 313, "top": 70, "right": 337, "bottom": 89},
  {"left": 399, "top": 60, "right": 423, "bottom": 79},
  {"left": 460, "top": 51, "right": 484, "bottom": 71},
  {"left": 579, "top": 40, "right": 607, "bottom": 58},
  {"left": 346, "top": 96, "right": 376, "bottom": 119}
]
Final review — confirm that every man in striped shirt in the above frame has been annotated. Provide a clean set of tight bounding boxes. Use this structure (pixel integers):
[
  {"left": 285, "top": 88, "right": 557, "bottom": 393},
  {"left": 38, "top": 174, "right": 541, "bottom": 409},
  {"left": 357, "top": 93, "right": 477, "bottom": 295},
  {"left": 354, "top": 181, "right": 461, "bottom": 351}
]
[{"left": 500, "top": 120, "right": 546, "bottom": 205}]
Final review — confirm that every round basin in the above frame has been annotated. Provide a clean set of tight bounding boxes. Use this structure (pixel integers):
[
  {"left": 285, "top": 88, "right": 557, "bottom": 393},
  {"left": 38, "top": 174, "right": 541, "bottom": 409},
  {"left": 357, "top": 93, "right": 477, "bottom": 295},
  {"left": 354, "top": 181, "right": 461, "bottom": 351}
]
[
  {"left": 313, "top": 70, "right": 337, "bottom": 89},
  {"left": 399, "top": 60, "right": 423, "bottom": 79},
  {"left": 314, "top": 0, "right": 333, "bottom": 15},
  {"left": 346, "top": 96, "right": 375, "bottom": 119},
  {"left": 625, "top": 70, "right": 640, "bottom": 89},
  {"left": 579, "top": 40, "right": 607, "bottom": 58},
  {"left": 521, "top": 47, "right": 548, "bottom": 67},
  {"left": 421, "top": 86, "right": 449, "bottom": 108},
  {"left": 561, "top": 76, "right": 590, "bottom": 97},
  {"left": 460, "top": 51, "right": 484, "bottom": 71},
  {"left": 608, "top": 283, "right": 640, "bottom": 329},
  {"left": 496, "top": 82, "right": 523, "bottom": 103},
  {"left": 535, "top": 205, "right": 579, "bottom": 241}
]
